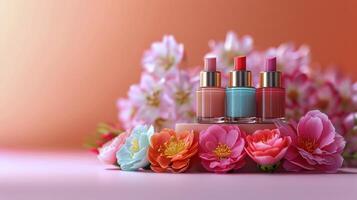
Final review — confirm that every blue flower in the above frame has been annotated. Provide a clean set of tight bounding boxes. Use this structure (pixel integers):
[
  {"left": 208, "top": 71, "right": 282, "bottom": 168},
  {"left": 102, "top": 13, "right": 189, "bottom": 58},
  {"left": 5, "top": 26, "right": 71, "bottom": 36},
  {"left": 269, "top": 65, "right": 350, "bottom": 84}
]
[{"left": 116, "top": 125, "right": 154, "bottom": 171}]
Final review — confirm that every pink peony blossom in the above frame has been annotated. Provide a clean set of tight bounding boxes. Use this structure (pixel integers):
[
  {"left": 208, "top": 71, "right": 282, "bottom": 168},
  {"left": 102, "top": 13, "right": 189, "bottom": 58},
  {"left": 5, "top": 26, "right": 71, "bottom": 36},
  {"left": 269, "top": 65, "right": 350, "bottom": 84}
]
[
  {"left": 245, "top": 129, "right": 291, "bottom": 171},
  {"left": 307, "top": 82, "right": 343, "bottom": 131},
  {"left": 278, "top": 110, "right": 346, "bottom": 173},
  {"left": 289, "top": 67, "right": 355, "bottom": 136},
  {"left": 199, "top": 125, "right": 246, "bottom": 173},
  {"left": 97, "top": 132, "right": 129, "bottom": 165}
]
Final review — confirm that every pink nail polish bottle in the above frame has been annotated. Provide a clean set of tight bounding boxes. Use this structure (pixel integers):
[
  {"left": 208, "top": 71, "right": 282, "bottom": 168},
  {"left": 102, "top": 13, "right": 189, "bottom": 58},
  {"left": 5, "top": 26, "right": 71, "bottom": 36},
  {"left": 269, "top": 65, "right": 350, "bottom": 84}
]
[{"left": 196, "top": 57, "right": 225, "bottom": 123}]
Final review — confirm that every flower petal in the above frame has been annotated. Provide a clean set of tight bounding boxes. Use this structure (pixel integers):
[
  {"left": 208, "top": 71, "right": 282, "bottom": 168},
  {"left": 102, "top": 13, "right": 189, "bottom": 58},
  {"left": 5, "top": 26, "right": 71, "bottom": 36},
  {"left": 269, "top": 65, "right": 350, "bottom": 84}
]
[
  {"left": 151, "top": 165, "right": 167, "bottom": 173},
  {"left": 225, "top": 129, "right": 239, "bottom": 148},
  {"left": 283, "top": 160, "right": 302, "bottom": 172},
  {"left": 157, "top": 155, "right": 171, "bottom": 168},
  {"left": 298, "top": 116, "right": 323, "bottom": 141},
  {"left": 172, "top": 159, "right": 190, "bottom": 170}
]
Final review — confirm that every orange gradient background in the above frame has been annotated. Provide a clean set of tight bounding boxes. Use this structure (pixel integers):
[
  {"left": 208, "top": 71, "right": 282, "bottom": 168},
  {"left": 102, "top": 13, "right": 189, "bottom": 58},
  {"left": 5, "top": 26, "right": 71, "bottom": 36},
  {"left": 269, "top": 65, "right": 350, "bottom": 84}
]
[{"left": 1, "top": 0, "right": 357, "bottom": 149}]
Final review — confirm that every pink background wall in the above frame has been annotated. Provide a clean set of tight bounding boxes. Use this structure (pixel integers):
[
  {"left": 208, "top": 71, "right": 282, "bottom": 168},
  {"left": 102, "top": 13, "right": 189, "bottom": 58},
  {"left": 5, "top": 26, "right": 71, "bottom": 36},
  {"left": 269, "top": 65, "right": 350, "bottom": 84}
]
[{"left": 1, "top": 0, "right": 357, "bottom": 149}]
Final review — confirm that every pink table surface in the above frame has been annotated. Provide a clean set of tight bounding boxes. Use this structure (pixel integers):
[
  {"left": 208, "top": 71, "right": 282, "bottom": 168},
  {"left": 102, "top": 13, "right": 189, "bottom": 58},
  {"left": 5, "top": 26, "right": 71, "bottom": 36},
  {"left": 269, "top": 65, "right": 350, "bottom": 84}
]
[{"left": 1, "top": 150, "right": 356, "bottom": 200}]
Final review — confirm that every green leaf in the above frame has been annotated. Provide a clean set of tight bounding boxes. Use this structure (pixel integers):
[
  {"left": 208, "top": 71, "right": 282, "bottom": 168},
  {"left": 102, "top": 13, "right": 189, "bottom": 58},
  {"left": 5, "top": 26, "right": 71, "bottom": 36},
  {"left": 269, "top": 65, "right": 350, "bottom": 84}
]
[{"left": 258, "top": 162, "right": 280, "bottom": 173}]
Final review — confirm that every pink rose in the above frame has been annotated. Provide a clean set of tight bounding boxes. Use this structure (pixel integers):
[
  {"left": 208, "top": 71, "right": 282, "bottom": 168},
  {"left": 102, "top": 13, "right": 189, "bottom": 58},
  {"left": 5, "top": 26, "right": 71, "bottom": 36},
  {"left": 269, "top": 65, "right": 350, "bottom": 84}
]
[
  {"left": 279, "top": 110, "right": 346, "bottom": 173},
  {"left": 245, "top": 129, "right": 291, "bottom": 171},
  {"left": 199, "top": 125, "right": 246, "bottom": 173},
  {"left": 97, "top": 132, "right": 129, "bottom": 165}
]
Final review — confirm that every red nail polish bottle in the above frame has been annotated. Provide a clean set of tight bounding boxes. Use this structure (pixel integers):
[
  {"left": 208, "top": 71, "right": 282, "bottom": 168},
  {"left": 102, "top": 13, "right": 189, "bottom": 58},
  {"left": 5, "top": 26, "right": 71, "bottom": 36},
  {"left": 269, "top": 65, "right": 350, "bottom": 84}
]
[{"left": 256, "top": 57, "right": 285, "bottom": 122}]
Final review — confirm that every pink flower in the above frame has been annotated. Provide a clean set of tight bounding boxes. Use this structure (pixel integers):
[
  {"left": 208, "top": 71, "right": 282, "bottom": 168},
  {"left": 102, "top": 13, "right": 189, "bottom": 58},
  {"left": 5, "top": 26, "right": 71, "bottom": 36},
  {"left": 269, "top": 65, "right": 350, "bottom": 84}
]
[
  {"left": 127, "top": 73, "right": 175, "bottom": 130},
  {"left": 245, "top": 129, "right": 291, "bottom": 171},
  {"left": 342, "top": 113, "right": 357, "bottom": 165},
  {"left": 318, "top": 68, "right": 357, "bottom": 133},
  {"left": 207, "top": 31, "right": 253, "bottom": 70},
  {"left": 117, "top": 98, "right": 138, "bottom": 130},
  {"left": 97, "top": 132, "right": 129, "bottom": 165},
  {"left": 199, "top": 125, "right": 246, "bottom": 173},
  {"left": 284, "top": 72, "right": 314, "bottom": 120},
  {"left": 307, "top": 82, "right": 341, "bottom": 118},
  {"left": 278, "top": 110, "right": 346, "bottom": 173},
  {"left": 312, "top": 68, "right": 357, "bottom": 136},
  {"left": 265, "top": 43, "right": 310, "bottom": 75},
  {"left": 352, "top": 83, "right": 357, "bottom": 107},
  {"left": 164, "top": 70, "right": 199, "bottom": 122},
  {"left": 206, "top": 32, "right": 253, "bottom": 87},
  {"left": 343, "top": 113, "right": 357, "bottom": 134},
  {"left": 142, "top": 35, "right": 184, "bottom": 78},
  {"left": 246, "top": 51, "right": 265, "bottom": 86}
]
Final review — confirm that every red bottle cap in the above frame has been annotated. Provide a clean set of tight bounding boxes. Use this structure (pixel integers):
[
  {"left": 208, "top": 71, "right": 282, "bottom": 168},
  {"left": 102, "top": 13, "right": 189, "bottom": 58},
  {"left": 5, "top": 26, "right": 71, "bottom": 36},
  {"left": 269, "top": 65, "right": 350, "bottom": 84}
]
[{"left": 234, "top": 56, "right": 246, "bottom": 71}]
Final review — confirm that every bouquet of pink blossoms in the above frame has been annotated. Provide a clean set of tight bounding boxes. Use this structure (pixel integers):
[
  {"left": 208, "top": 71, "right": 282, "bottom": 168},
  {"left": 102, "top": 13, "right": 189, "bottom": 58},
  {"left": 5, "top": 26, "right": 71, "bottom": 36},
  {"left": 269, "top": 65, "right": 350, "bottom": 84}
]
[
  {"left": 96, "top": 110, "right": 345, "bottom": 173},
  {"left": 96, "top": 31, "right": 357, "bottom": 167}
]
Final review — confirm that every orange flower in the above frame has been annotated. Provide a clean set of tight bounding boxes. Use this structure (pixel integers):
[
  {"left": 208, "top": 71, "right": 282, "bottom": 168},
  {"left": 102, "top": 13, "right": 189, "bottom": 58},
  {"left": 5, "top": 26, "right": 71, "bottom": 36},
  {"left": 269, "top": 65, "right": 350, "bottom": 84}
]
[{"left": 148, "top": 129, "right": 198, "bottom": 173}]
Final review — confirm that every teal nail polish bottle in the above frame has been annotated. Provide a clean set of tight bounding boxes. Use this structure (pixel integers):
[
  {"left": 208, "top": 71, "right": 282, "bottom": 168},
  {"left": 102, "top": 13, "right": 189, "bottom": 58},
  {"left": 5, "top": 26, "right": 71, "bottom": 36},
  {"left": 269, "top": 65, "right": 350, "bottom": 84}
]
[{"left": 226, "top": 56, "right": 256, "bottom": 123}]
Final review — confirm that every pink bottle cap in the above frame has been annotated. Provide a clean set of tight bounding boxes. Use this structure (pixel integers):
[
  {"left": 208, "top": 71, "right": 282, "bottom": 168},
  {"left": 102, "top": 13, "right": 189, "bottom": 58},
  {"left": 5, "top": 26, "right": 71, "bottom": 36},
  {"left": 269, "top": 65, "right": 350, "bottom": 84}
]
[
  {"left": 265, "top": 57, "right": 277, "bottom": 71},
  {"left": 204, "top": 57, "right": 217, "bottom": 72}
]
